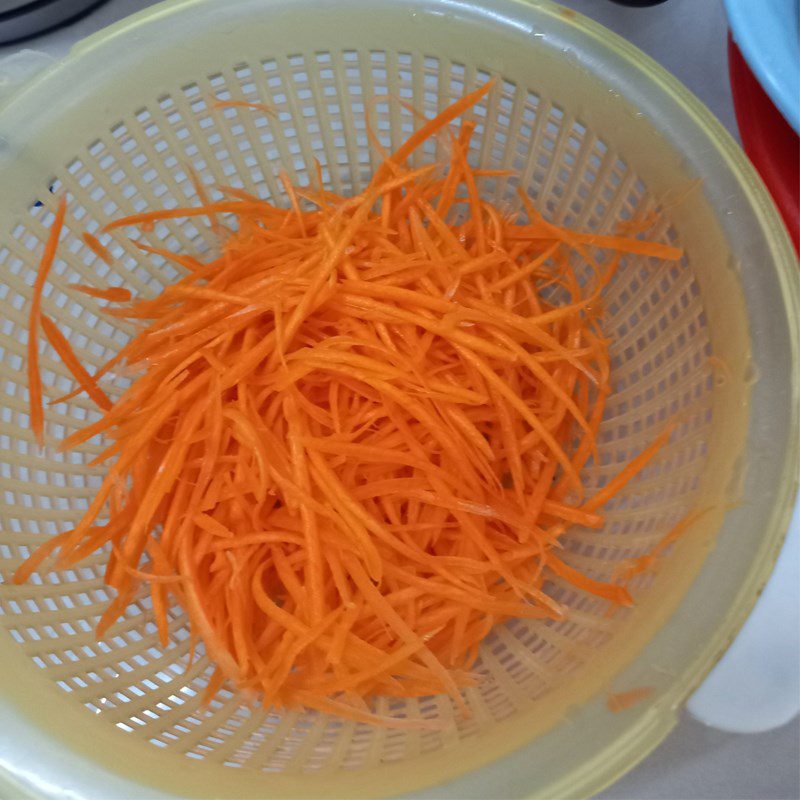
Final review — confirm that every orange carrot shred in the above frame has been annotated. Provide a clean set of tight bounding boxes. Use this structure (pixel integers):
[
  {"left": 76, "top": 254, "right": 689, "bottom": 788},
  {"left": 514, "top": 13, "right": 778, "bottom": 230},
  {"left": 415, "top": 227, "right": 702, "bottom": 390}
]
[
  {"left": 40, "top": 316, "right": 113, "bottom": 411},
  {"left": 212, "top": 99, "right": 276, "bottom": 116},
  {"left": 81, "top": 232, "right": 115, "bottom": 264},
  {"left": 70, "top": 283, "right": 132, "bottom": 303},
  {"left": 606, "top": 686, "right": 655, "bottom": 713},
  {"left": 28, "top": 197, "right": 67, "bottom": 446},
  {"left": 614, "top": 507, "right": 711, "bottom": 583}
]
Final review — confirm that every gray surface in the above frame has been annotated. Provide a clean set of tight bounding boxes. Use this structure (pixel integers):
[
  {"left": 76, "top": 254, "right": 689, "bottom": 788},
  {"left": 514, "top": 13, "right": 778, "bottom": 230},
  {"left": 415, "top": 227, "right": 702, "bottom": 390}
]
[
  {"left": 565, "top": 0, "right": 739, "bottom": 137},
  {"left": 0, "top": 0, "right": 740, "bottom": 142},
  {"left": 0, "top": 0, "right": 797, "bottom": 799},
  {"left": 598, "top": 716, "right": 800, "bottom": 800}
]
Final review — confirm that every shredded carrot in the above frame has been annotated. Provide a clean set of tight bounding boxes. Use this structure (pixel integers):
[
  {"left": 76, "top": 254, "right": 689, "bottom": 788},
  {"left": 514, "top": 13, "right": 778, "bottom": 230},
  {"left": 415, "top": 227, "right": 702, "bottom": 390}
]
[
  {"left": 40, "top": 316, "right": 112, "bottom": 411},
  {"left": 70, "top": 284, "right": 132, "bottom": 303},
  {"left": 614, "top": 507, "right": 711, "bottom": 583},
  {"left": 212, "top": 99, "right": 275, "bottom": 116},
  {"left": 606, "top": 686, "right": 655, "bottom": 713},
  {"left": 17, "top": 85, "right": 683, "bottom": 724},
  {"left": 81, "top": 231, "right": 115, "bottom": 265},
  {"left": 27, "top": 197, "right": 67, "bottom": 446}
]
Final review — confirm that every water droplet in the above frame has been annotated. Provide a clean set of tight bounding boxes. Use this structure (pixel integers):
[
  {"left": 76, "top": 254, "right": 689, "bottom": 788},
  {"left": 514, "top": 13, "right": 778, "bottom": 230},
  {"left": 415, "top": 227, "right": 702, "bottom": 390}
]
[
  {"left": 743, "top": 360, "right": 760, "bottom": 386},
  {"left": 725, "top": 453, "right": 747, "bottom": 505}
]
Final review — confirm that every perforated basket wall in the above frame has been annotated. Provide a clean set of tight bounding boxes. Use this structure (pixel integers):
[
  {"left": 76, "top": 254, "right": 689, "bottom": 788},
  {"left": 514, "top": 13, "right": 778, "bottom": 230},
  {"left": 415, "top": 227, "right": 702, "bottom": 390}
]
[{"left": 0, "top": 1, "right": 794, "bottom": 798}]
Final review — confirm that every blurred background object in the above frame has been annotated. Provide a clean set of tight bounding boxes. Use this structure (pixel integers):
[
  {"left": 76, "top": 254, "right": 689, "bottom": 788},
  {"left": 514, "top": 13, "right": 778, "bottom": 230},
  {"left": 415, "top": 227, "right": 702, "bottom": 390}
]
[
  {"left": 724, "top": 0, "right": 800, "bottom": 133},
  {"left": 607, "top": 1, "right": 670, "bottom": 6},
  {"left": 724, "top": 0, "right": 799, "bottom": 253},
  {"left": 729, "top": 37, "right": 799, "bottom": 253},
  {"left": 0, "top": 0, "right": 110, "bottom": 44}
]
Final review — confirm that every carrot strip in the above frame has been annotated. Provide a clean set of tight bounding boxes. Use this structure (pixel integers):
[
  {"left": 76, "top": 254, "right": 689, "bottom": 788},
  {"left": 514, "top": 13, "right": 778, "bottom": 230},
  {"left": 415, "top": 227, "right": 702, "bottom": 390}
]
[
  {"left": 606, "top": 686, "right": 655, "bottom": 713},
  {"left": 373, "top": 82, "right": 493, "bottom": 181},
  {"left": 71, "top": 283, "right": 132, "bottom": 303},
  {"left": 583, "top": 423, "right": 676, "bottom": 512},
  {"left": 40, "top": 316, "right": 112, "bottom": 411},
  {"left": 548, "top": 555, "right": 633, "bottom": 606},
  {"left": 213, "top": 99, "right": 275, "bottom": 116},
  {"left": 28, "top": 197, "right": 67, "bottom": 445},
  {"left": 81, "top": 232, "right": 115, "bottom": 264},
  {"left": 615, "top": 507, "right": 711, "bottom": 582}
]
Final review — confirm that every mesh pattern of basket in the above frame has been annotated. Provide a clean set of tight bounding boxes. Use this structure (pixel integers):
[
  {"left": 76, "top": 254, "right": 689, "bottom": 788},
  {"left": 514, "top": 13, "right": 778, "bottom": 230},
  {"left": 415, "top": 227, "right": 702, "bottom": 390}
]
[{"left": 0, "top": 1, "right": 797, "bottom": 798}]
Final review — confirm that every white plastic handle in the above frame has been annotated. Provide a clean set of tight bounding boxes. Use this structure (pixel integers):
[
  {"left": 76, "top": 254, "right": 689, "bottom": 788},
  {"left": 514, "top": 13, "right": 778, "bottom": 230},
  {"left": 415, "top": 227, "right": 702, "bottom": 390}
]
[{"left": 687, "top": 493, "right": 800, "bottom": 732}]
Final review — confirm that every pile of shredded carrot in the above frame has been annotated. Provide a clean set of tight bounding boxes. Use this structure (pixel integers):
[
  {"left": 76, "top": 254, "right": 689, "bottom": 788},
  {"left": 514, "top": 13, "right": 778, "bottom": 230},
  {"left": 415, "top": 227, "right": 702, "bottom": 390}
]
[{"left": 17, "top": 84, "right": 684, "bottom": 726}]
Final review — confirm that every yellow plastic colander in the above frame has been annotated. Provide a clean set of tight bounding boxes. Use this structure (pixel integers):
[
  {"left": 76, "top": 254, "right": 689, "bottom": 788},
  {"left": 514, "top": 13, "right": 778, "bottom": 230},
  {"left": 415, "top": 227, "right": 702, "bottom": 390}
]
[{"left": 0, "top": 1, "right": 797, "bottom": 798}]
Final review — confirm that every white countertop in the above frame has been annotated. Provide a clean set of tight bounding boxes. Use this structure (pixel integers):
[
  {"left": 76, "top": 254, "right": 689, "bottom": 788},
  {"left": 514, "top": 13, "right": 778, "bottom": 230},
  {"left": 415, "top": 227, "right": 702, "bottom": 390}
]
[{"left": 1, "top": 1, "right": 798, "bottom": 798}]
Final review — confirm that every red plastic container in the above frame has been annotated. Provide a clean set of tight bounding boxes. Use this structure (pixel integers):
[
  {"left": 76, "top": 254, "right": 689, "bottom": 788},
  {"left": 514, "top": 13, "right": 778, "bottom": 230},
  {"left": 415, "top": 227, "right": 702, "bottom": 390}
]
[{"left": 729, "top": 35, "right": 799, "bottom": 253}]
